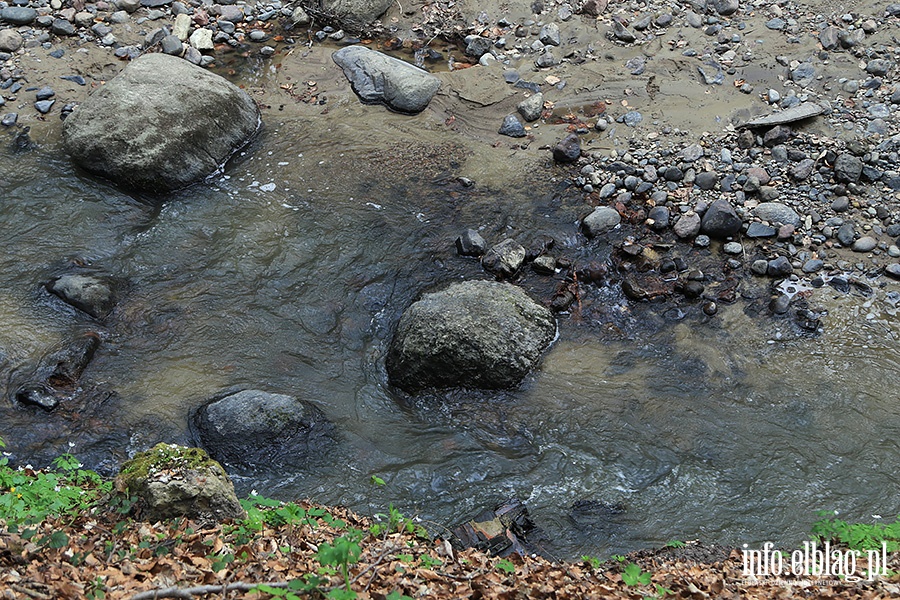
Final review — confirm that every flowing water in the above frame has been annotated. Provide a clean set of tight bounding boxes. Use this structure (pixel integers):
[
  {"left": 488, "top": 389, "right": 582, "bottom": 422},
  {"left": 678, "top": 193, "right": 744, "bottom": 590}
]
[{"left": 2, "top": 67, "right": 900, "bottom": 560}]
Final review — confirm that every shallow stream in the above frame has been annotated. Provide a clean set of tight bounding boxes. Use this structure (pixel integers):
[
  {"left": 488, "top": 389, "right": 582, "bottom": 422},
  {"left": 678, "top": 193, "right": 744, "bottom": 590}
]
[{"left": 2, "top": 56, "right": 899, "bottom": 559}]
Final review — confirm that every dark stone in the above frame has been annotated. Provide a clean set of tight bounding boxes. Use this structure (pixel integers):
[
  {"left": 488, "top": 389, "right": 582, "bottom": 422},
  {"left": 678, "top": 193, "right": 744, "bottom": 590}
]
[
  {"left": 499, "top": 114, "right": 526, "bottom": 137},
  {"left": 694, "top": 171, "right": 718, "bottom": 190},
  {"left": 664, "top": 166, "right": 684, "bottom": 181},
  {"left": 50, "top": 18, "right": 76, "bottom": 36},
  {"left": 160, "top": 34, "right": 183, "bottom": 55},
  {"left": 451, "top": 499, "right": 541, "bottom": 558},
  {"left": 14, "top": 333, "right": 101, "bottom": 411},
  {"left": 700, "top": 199, "right": 741, "bottom": 238},
  {"left": 387, "top": 281, "right": 556, "bottom": 392},
  {"left": 836, "top": 223, "right": 855, "bottom": 246},
  {"left": 767, "top": 256, "right": 792, "bottom": 277},
  {"left": 456, "top": 229, "right": 487, "bottom": 257},
  {"left": 763, "top": 125, "right": 791, "bottom": 147},
  {"left": 648, "top": 205, "right": 669, "bottom": 230},
  {"left": 552, "top": 133, "right": 581, "bottom": 163},
  {"left": 885, "top": 264, "right": 900, "bottom": 279},
  {"left": 191, "top": 389, "right": 335, "bottom": 471},
  {"left": 790, "top": 158, "right": 815, "bottom": 180},
  {"left": 833, "top": 153, "right": 863, "bottom": 183},
  {"left": 746, "top": 222, "right": 776, "bottom": 237}
]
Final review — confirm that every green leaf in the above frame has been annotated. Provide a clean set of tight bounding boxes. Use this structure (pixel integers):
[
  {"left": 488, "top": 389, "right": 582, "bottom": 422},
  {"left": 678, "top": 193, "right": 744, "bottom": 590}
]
[
  {"left": 622, "top": 562, "right": 652, "bottom": 586},
  {"left": 495, "top": 559, "right": 515, "bottom": 574},
  {"left": 47, "top": 530, "right": 69, "bottom": 549},
  {"left": 371, "top": 475, "right": 386, "bottom": 486}
]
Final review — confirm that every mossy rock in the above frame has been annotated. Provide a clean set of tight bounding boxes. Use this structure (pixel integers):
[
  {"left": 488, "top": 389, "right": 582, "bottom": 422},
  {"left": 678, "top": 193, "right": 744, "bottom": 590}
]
[{"left": 116, "top": 443, "right": 245, "bottom": 525}]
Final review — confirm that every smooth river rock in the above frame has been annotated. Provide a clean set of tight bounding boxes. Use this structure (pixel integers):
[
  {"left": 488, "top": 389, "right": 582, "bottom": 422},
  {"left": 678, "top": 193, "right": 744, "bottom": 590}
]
[
  {"left": 63, "top": 53, "right": 261, "bottom": 192},
  {"left": 752, "top": 202, "right": 800, "bottom": 227},
  {"left": 191, "top": 389, "right": 335, "bottom": 471},
  {"left": 387, "top": 280, "right": 557, "bottom": 392},
  {"left": 332, "top": 45, "right": 440, "bottom": 114}
]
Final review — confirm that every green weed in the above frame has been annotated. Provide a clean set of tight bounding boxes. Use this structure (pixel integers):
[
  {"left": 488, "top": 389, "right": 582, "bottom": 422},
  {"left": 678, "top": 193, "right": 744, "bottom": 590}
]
[
  {"left": 811, "top": 511, "right": 900, "bottom": 552},
  {"left": 622, "top": 562, "right": 652, "bottom": 586}
]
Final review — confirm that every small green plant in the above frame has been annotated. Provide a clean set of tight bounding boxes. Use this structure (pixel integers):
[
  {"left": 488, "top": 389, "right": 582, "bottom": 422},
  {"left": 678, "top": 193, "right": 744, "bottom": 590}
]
[
  {"left": 371, "top": 475, "right": 386, "bottom": 486},
  {"left": 622, "top": 562, "right": 652, "bottom": 586},
  {"left": 495, "top": 558, "right": 516, "bottom": 574},
  {"left": 251, "top": 576, "right": 324, "bottom": 600},
  {"left": 418, "top": 554, "right": 443, "bottom": 569},
  {"left": 582, "top": 555, "right": 601, "bottom": 569},
  {"left": 610, "top": 554, "right": 627, "bottom": 563},
  {"left": 644, "top": 583, "right": 675, "bottom": 599},
  {"left": 664, "top": 539, "right": 686, "bottom": 549},
  {"left": 317, "top": 531, "right": 363, "bottom": 597},
  {"left": 811, "top": 511, "right": 900, "bottom": 552},
  {"left": 0, "top": 439, "right": 112, "bottom": 529}
]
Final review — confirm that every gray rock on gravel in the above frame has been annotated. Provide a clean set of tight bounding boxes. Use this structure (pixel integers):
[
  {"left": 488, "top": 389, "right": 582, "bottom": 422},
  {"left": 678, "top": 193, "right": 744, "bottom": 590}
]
[
  {"left": 583, "top": 206, "right": 621, "bottom": 237},
  {"left": 752, "top": 202, "right": 800, "bottom": 227},
  {"left": 386, "top": 280, "right": 557, "bottom": 392},
  {"left": 1, "top": 7, "right": 37, "bottom": 25},
  {"left": 539, "top": 22, "right": 561, "bottom": 46},
  {"left": 517, "top": 93, "right": 543, "bottom": 122},
  {"left": 738, "top": 103, "right": 823, "bottom": 129},
  {"left": 833, "top": 153, "right": 863, "bottom": 183},
  {"left": 321, "top": 0, "right": 392, "bottom": 28},
  {"left": 852, "top": 237, "right": 877, "bottom": 252},
  {"left": 63, "top": 53, "right": 261, "bottom": 192},
  {"left": 710, "top": 0, "right": 739, "bottom": 15},
  {"left": 191, "top": 389, "right": 335, "bottom": 470},
  {"left": 700, "top": 199, "right": 741, "bottom": 238},
  {"left": 674, "top": 211, "right": 702, "bottom": 238},
  {"left": 0, "top": 29, "right": 23, "bottom": 52},
  {"left": 332, "top": 45, "right": 440, "bottom": 114}
]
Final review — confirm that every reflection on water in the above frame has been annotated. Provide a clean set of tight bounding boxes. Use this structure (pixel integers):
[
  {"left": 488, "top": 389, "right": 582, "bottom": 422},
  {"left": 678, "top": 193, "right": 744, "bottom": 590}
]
[{"left": 1, "top": 109, "right": 899, "bottom": 559}]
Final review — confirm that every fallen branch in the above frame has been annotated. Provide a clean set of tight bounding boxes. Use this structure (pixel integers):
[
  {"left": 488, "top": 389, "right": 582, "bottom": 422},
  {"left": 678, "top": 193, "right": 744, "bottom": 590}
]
[{"left": 129, "top": 580, "right": 293, "bottom": 600}]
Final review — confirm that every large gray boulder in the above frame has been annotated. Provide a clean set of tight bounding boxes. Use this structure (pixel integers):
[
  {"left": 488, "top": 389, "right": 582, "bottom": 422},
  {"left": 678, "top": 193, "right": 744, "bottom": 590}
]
[
  {"left": 332, "top": 45, "right": 441, "bottom": 114},
  {"left": 387, "top": 280, "right": 557, "bottom": 392},
  {"left": 63, "top": 53, "right": 261, "bottom": 192},
  {"left": 191, "top": 389, "right": 335, "bottom": 471},
  {"left": 115, "top": 443, "right": 245, "bottom": 525},
  {"left": 322, "top": 0, "right": 392, "bottom": 28}
]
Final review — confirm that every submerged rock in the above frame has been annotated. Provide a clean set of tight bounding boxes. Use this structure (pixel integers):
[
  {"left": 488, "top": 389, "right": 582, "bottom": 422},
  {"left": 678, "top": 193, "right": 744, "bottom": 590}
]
[
  {"left": 115, "top": 443, "right": 245, "bottom": 525},
  {"left": 387, "top": 280, "right": 556, "bottom": 392},
  {"left": 15, "top": 333, "right": 101, "bottom": 412},
  {"left": 191, "top": 389, "right": 335, "bottom": 471},
  {"left": 332, "top": 45, "right": 440, "bottom": 114},
  {"left": 63, "top": 53, "right": 260, "bottom": 192},
  {"left": 47, "top": 273, "right": 118, "bottom": 319}
]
